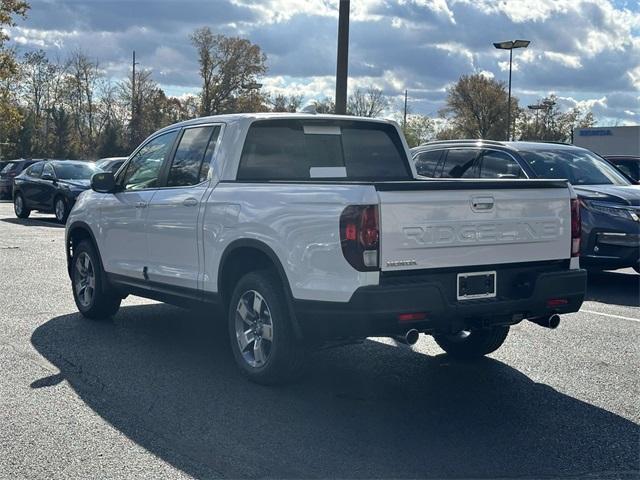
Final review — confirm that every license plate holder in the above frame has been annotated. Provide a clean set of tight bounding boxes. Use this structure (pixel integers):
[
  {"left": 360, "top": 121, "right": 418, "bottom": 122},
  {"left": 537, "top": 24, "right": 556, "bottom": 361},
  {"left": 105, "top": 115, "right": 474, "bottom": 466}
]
[{"left": 457, "top": 271, "right": 496, "bottom": 301}]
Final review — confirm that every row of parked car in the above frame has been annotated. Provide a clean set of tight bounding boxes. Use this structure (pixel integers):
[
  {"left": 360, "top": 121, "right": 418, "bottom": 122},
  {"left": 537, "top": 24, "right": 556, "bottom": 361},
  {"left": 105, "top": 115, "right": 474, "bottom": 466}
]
[{"left": 0, "top": 157, "right": 125, "bottom": 222}]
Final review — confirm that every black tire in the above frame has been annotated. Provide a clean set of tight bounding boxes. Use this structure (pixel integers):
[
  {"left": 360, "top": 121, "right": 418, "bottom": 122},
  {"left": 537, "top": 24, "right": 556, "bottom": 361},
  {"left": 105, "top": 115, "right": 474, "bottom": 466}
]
[
  {"left": 71, "top": 240, "right": 121, "bottom": 320},
  {"left": 434, "top": 326, "right": 510, "bottom": 360},
  {"left": 54, "top": 196, "right": 69, "bottom": 223},
  {"left": 228, "top": 269, "right": 306, "bottom": 385},
  {"left": 14, "top": 193, "right": 30, "bottom": 219}
]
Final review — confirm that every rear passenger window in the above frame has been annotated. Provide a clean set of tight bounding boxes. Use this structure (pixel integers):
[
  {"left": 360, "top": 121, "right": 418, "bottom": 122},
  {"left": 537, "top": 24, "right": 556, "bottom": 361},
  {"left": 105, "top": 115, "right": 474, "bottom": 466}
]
[
  {"left": 237, "top": 120, "right": 411, "bottom": 181},
  {"left": 414, "top": 150, "right": 442, "bottom": 177},
  {"left": 440, "top": 149, "right": 478, "bottom": 178},
  {"left": 167, "top": 126, "right": 219, "bottom": 187},
  {"left": 479, "top": 150, "right": 524, "bottom": 179},
  {"left": 27, "top": 163, "right": 43, "bottom": 177}
]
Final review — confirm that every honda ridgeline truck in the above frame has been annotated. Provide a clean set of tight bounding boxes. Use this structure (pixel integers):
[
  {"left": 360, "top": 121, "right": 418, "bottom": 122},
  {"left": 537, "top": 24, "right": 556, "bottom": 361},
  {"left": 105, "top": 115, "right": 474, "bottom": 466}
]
[{"left": 65, "top": 114, "right": 587, "bottom": 384}]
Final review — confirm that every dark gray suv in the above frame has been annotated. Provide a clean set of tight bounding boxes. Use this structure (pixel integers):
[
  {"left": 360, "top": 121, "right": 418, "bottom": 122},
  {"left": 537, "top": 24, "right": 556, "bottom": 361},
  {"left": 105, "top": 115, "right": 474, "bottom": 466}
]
[{"left": 411, "top": 140, "right": 640, "bottom": 272}]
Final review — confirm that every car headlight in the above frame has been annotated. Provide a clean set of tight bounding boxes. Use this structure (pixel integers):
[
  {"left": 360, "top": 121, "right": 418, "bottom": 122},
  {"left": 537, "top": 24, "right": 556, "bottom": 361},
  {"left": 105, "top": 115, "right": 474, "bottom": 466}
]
[{"left": 585, "top": 201, "right": 640, "bottom": 222}]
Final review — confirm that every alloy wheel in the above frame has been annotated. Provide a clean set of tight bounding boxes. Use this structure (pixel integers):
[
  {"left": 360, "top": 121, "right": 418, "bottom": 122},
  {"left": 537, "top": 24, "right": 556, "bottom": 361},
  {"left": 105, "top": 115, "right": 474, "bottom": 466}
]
[
  {"left": 55, "top": 199, "right": 65, "bottom": 222},
  {"left": 235, "top": 290, "right": 274, "bottom": 368},
  {"left": 74, "top": 252, "right": 96, "bottom": 308},
  {"left": 14, "top": 196, "right": 23, "bottom": 215}
]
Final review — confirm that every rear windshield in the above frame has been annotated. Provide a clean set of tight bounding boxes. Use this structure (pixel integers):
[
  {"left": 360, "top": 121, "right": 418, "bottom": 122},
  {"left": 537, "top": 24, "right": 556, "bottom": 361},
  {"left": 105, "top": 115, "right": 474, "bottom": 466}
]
[
  {"left": 237, "top": 119, "right": 411, "bottom": 181},
  {"left": 53, "top": 162, "right": 99, "bottom": 180},
  {"left": 1, "top": 162, "right": 20, "bottom": 174},
  {"left": 520, "top": 149, "right": 630, "bottom": 186}
]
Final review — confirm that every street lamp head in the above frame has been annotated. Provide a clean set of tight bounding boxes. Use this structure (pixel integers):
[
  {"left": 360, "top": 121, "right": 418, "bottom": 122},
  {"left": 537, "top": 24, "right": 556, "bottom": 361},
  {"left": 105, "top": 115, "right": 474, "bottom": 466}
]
[
  {"left": 493, "top": 41, "right": 513, "bottom": 50},
  {"left": 512, "top": 39, "right": 530, "bottom": 49},
  {"left": 493, "top": 39, "right": 530, "bottom": 50}
]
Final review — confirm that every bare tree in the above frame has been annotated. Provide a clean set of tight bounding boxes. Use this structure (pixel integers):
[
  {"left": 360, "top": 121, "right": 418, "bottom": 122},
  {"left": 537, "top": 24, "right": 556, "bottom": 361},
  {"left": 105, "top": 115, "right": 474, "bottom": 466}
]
[
  {"left": 190, "top": 26, "right": 267, "bottom": 115},
  {"left": 65, "top": 50, "right": 102, "bottom": 156},
  {"left": 312, "top": 97, "right": 335, "bottom": 114},
  {"left": 269, "top": 93, "right": 303, "bottom": 112},
  {"left": 347, "top": 87, "right": 388, "bottom": 117}
]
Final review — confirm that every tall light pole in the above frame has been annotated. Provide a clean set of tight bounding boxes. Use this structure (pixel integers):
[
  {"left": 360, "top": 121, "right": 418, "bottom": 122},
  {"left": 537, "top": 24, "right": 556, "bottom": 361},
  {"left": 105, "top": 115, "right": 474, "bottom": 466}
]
[
  {"left": 335, "top": 0, "right": 350, "bottom": 115},
  {"left": 493, "top": 39, "right": 530, "bottom": 141}
]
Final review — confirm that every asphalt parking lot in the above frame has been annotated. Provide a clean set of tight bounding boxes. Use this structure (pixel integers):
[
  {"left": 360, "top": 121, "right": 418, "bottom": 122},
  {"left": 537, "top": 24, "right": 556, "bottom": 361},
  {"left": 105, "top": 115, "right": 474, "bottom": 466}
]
[{"left": 0, "top": 201, "right": 638, "bottom": 479}]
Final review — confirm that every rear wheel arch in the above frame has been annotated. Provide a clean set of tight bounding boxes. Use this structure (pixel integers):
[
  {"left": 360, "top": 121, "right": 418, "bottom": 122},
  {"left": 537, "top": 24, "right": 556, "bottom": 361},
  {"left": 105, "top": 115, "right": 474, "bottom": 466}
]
[
  {"left": 66, "top": 222, "right": 105, "bottom": 281},
  {"left": 218, "top": 239, "right": 301, "bottom": 337}
]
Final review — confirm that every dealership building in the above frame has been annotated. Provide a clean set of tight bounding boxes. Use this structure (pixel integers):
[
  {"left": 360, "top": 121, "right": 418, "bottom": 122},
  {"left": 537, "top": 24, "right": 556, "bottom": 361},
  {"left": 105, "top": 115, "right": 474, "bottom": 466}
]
[{"left": 573, "top": 126, "right": 640, "bottom": 156}]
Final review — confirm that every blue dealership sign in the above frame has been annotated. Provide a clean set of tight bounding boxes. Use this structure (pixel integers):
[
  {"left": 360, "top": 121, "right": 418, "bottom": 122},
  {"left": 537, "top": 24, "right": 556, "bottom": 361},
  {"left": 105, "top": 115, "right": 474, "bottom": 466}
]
[{"left": 579, "top": 129, "right": 612, "bottom": 136}]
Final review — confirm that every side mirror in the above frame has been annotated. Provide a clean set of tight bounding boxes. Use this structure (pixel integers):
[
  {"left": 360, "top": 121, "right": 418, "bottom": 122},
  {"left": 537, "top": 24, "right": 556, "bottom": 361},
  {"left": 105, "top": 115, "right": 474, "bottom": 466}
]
[
  {"left": 91, "top": 171, "right": 117, "bottom": 193},
  {"left": 42, "top": 173, "right": 55, "bottom": 181}
]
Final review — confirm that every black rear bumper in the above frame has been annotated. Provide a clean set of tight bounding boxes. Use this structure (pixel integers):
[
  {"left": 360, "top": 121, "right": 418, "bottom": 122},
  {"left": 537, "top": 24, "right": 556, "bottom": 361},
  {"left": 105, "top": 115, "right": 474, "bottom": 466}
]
[{"left": 293, "top": 261, "right": 586, "bottom": 340}]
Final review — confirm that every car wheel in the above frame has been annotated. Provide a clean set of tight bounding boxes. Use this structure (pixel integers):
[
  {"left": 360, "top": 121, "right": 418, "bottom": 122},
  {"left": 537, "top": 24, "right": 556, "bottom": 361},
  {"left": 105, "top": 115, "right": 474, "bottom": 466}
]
[
  {"left": 14, "top": 193, "right": 30, "bottom": 219},
  {"left": 433, "top": 326, "right": 510, "bottom": 359},
  {"left": 228, "top": 269, "right": 306, "bottom": 384},
  {"left": 54, "top": 196, "right": 68, "bottom": 223},
  {"left": 72, "top": 240, "right": 121, "bottom": 320}
]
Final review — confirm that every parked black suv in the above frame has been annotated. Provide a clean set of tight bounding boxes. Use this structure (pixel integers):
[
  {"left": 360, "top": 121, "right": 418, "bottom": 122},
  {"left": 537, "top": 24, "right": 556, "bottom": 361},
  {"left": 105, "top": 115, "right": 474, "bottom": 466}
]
[
  {"left": 412, "top": 140, "right": 640, "bottom": 272},
  {"left": 13, "top": 160, "right": 99, "bottom": 223},
  {"left": 0, "top": 160, "right": 38, "bottom": 199}
]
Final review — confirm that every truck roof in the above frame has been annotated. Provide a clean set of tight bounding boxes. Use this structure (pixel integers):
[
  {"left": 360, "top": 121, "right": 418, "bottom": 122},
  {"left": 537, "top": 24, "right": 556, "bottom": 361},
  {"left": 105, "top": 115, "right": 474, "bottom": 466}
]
[{"left": 155, "top": 113, "right": 396, "bottom": 137}]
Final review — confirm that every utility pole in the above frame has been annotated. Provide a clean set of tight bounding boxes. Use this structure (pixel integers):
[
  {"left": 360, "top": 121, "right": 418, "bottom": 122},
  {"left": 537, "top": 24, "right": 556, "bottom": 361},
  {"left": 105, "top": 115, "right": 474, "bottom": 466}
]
[
  {"left": 507, "top": 47, "right": 513, "bottom": 140},
  {"left": 132, "top": 51, "right": 138, "bottom": 120},
  {"left": 403, "top": 89, "right": 408, "bottom": 129},
  {"left": 335, "top": 0, "right": 350, "bottom": 115},
  {"left": 131, "top": 50, "right": 139, "bottom": 146}
]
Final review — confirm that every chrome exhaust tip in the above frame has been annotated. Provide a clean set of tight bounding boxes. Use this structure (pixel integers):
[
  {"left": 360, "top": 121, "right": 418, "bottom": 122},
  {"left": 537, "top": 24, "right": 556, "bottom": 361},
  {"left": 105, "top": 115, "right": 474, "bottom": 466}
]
[
  {"left": 528, "top": 314, "right": 561, "bottom": 329},
  {"left": 393, "top": 329, "right": 420, "bottom": 346}
]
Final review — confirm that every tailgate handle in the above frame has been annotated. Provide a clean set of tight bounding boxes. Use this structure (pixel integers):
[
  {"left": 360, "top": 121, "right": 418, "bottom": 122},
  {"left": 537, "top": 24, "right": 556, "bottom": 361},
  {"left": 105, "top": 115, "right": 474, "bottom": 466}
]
[{"left": 471, "top": 196, "right": 494, "bottom": 211}]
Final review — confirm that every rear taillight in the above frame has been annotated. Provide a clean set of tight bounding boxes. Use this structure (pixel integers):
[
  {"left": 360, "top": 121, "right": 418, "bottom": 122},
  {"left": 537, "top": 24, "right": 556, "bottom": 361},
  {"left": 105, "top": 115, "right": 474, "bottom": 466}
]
[
  {"left": 340, "top": 205, "right": 379, "bottom": 271},
  {"left": 571, "top": 198, "right": 581, "bottom": 257}
]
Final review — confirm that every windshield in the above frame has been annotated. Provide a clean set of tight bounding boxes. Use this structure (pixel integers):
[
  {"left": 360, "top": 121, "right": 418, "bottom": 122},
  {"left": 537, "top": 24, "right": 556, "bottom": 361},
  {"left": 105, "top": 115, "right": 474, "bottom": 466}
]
[
  {"left": 521, "top": 149, "right": 631, "bottom": 186},
  {"left": 53, "top": 162, "right": 99, "bottom": 180}
]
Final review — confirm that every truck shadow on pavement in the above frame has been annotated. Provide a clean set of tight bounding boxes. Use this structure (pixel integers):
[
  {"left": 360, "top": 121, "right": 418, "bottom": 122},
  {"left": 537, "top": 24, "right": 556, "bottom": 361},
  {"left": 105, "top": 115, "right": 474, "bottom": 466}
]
[
  {"left": 31, "top": 304, "right": 639, "bottom": 479},
  {"left": 586, "top": 270, "right": 640, "bottom": 307}
]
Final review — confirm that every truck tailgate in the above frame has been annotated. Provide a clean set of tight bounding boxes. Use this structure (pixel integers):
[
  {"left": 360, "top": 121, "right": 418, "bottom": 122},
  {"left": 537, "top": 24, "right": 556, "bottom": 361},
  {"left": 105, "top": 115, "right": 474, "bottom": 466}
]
[{"left": 376, "top": 180, "right": 571, "bottom": 271}]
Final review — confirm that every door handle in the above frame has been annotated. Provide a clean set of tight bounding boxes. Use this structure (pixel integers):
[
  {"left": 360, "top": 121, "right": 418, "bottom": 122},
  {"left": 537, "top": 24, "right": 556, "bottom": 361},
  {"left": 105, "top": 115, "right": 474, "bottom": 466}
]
[
  {"left": 183, "top": 198, "right": 198, "bottom": 207},
  {"left": 471, "top": 196, "right": 494, "bottom": 211},
  {"left": 135, "top": 201, "right": 147, "bottom": 209}
]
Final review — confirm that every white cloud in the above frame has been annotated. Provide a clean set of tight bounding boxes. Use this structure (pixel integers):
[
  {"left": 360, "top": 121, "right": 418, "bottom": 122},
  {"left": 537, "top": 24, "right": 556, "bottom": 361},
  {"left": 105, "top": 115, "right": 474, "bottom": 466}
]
[
  {"left": 11, "top": 26, "right": 79, "bottom": 49},
  {"left": 544, "top": 51, "right": 583, "bottom": 69},
  {"left": 6, "top": 0, "right": 639, "bottom": 126}
]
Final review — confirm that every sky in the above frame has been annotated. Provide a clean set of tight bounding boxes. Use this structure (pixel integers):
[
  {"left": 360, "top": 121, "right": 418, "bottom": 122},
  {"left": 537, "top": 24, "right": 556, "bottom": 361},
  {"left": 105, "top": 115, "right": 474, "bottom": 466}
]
[{"left": 7, "top": 0, "right": 640, "bottom": 125}]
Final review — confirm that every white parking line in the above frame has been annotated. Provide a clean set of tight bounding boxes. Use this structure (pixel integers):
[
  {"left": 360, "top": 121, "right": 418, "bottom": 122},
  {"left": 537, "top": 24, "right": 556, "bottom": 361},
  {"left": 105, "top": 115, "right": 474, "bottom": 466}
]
[{"left": 580, "top": 309, "right": 640, "bottom": 323}]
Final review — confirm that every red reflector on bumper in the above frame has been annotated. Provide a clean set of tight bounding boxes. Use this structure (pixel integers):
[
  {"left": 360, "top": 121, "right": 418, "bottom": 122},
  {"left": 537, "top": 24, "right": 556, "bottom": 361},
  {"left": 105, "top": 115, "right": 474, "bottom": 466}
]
[
  {"left": 397, "top": 312, "right": 427, "bottom": 322},
  {"left": 547, "top": 298, "right": 568, "bottom": 307}
]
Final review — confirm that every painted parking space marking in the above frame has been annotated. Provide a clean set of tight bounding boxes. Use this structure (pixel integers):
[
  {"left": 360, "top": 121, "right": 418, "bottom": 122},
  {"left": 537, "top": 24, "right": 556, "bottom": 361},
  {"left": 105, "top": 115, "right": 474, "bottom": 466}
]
[{"left": 580, "top": 309, "right": 640, "bottom": 323}]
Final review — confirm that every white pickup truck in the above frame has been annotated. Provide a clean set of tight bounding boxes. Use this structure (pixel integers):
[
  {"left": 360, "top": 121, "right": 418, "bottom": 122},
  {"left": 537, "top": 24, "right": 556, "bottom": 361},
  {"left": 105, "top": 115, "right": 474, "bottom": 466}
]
[{"left": 66, "top": 114, "right": 587, "bottom": 383}]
